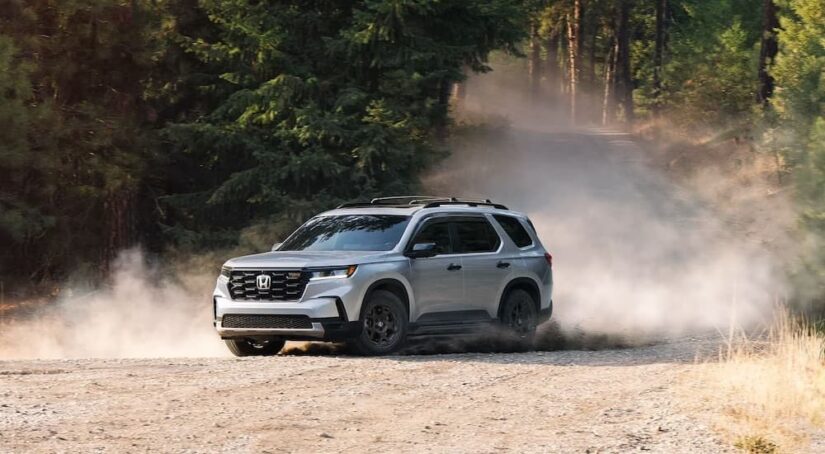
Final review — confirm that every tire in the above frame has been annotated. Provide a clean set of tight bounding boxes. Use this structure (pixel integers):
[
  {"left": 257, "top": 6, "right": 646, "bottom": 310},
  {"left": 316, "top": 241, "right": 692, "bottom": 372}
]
[
  {"left": 499, "top": 289, "right": 538, "bottom": 350},
  {"left": 350, "top": 289, "right": 408, "bottom": 356},
  {"left": 224, "top": 338, "right": 285, "bottom": 357}
]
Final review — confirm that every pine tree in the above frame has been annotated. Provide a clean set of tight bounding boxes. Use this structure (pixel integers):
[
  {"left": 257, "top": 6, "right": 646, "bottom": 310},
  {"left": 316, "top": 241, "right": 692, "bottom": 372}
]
[
  {"left": 157, "top": 0, "right": 525, "bottom": 247},
  {"left": 772, "top": 0, "right": 825, "bottom": 306},
  {"left": 0, "top": 36, "right": 56, "bottom": 272},
  {"left": 0, "top": 0, "right": 155, "bottom": 280}
]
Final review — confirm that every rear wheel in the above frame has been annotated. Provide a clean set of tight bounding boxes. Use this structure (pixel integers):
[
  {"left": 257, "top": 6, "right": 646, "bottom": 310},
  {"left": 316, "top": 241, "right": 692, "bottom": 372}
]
[
  {"left": 499, "top": 289, "right": 538, "bottom": 350},
  {"left": 350, "top": 290, "right": 408, "bottom": 355},
  {"left": 224, "top": 338, "right": 285, "bottom": 357}
]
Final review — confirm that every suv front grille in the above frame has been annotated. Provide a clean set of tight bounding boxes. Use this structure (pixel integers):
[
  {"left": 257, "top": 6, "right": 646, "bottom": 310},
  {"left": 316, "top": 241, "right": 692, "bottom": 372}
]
[
  {"left": 228, "top": 269, "right": 310, "bottom": 301},
  {"left": 222, "top": 314, "right": 313, "bottom": 329}
]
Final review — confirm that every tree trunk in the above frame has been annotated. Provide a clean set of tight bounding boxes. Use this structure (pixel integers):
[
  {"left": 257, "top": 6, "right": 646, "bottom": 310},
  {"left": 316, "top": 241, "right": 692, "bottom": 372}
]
[
  {"left": 615, "top": 0, "right": 633, "bottom": 125},
  {"left": 566, "top": 0, "right": 582, "bottom": 123},
  {"left": 603, "top": 38, "right": 617, "bottom": 125},
  {"left": 652, "top": 0, "right": 667, "bottom": 116},
  {"left": 529, "top": 22, "right": 542, "bottom": 101},
  {"left": 585, "top": 22, "right": 597, "bottom": 120},
  {"left": 452, "top": 82, "right": 466, "bottom": 103},
  {"left": 450, "top": 66, "right": 468, "bottom": 108},
  {"left": 566, "top": 18, "right": 576, "bottom": 120},
  {"left": 757, "top": 0, "right": 779, "bottom": 105},
  {"left": 435, "top": 79, "right": 452, "bottom": 139},
  {"left": 587, "top": 26, "right": 597, "bottom": 91},
  {"left": 101, "top": 189, "right": 135, "bottom": 275},
  {"left": 560, "top": 28, "right": 569, "bottom": 96},
  {"left": 545, "top": 32, "right": 561, "bottom": 99}
]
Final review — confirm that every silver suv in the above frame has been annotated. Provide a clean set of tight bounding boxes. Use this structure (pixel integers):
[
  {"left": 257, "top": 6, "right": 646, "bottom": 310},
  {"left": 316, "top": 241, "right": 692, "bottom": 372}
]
[{"left": 213, "top": 197, "right": 553, "bottom": 356}]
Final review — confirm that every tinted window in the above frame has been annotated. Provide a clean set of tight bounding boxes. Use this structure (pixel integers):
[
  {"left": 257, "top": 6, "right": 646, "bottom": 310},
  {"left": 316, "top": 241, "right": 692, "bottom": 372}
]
[
  {"left": 411, "top": 221, "right": 452, "bottom": 254},
  {"left": 279, "top": 215, "right": 410, "bottom": 251},
  {"left": 453, "top": 219, "right": 500, "bottom": 253},
  {"left": 494, "top": 215, "right": 533, "bottom": 248}
]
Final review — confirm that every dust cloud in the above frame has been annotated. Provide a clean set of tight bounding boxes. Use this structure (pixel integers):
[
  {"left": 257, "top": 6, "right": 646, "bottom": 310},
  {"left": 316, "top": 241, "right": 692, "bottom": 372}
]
[
  {"left": 0, "top": 250, "right": 227, "bottom": 359},
  {"left": 428, "top": 65, "right": 793, "bottom": 346}
]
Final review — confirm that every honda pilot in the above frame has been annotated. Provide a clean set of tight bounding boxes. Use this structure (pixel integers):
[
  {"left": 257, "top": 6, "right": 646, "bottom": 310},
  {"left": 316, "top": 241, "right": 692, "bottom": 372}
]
[{"left": 213, "top": 196, "right": 553, "bottom": 356}]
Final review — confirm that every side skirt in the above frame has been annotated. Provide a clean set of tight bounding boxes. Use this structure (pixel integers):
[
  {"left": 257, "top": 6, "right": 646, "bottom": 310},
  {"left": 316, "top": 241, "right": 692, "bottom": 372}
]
[{"left": 408, "top": 310, "right": 498, "bottom": 337}]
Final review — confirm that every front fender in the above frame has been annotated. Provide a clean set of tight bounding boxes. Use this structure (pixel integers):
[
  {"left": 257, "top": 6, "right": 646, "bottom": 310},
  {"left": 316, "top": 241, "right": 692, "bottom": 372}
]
[{"left": 313, "top": 260, "right": 413, "bottom": 322}]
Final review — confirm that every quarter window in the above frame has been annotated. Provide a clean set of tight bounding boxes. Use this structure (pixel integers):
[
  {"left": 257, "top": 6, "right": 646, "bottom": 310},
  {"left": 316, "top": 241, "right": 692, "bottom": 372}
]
[
  {"left": 453, "top": 219, "right": 500, "bottom": 253},
  {"left": 494, "top": 215, "right": 533, "bottom": 248}
]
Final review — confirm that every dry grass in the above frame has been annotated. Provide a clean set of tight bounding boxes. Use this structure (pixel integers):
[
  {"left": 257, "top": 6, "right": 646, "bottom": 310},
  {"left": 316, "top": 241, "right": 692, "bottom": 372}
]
[{"left": 709, "top": 310, "right": 825, "bottom": 452}]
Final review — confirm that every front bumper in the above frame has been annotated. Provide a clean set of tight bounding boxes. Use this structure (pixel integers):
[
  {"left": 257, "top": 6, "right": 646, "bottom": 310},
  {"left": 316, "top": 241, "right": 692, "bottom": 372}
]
[{"left": 213, "top": 295, "right": 362, "bottom": 341}]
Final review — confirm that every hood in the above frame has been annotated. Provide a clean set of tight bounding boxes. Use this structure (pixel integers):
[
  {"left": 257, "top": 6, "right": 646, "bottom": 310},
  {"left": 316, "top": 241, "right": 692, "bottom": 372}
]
[{"left": 224, "top": 250, "right": 399, "bottom": 269}]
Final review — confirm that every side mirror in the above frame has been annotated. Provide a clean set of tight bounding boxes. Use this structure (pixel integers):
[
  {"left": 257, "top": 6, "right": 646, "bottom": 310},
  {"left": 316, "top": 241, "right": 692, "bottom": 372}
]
[
  {"left": 271, "top": 242, "right": 283, "bottom": 252},
  {"left": 405, "top": 242, "right": 438, "bottom": 259}
]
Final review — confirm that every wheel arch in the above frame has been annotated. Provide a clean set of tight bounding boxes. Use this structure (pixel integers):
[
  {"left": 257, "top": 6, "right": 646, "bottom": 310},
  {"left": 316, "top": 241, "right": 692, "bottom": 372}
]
[
  {"left": 497, "top": 277, "right": 541, "bottom": 319},
  {"left": 361, "top": 278, "right": 411, "bottom": 319}
]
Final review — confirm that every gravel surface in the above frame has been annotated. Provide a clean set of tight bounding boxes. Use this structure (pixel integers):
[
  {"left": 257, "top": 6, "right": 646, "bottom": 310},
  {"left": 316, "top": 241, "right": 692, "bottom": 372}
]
[{"left": 0, "top": 337, "right": 734, "bottom": 453}]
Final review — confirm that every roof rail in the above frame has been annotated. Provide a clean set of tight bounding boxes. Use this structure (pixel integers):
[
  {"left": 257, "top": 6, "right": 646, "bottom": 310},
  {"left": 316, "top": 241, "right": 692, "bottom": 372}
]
[
  {"left": 336, "top": 201, "right": 381, "bottom": 209},
  {"left": 336, "top": 196, "right": 447, "bottom": 209},
  {"left": 336, "top": 196, "right": 507, "bottom": 210},
  {"left": 370, "top": 196, "right": 446, "bottom": 205},
  {"left": 422, "top": 199, "right": 509, "bottom": 210}
]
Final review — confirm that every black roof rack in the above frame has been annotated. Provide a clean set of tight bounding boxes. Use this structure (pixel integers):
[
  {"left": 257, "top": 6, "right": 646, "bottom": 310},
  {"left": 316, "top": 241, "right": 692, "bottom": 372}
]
[
  {"left": 336, "top": 196, "right": 508, "bottom": 210},
  {"left": 422, "top": 199, "right": 509, "bottom": 210},
  {"left": 336, "top": 196, "right": 444, "bottom": 209},
  {"left": 371, "top": 196, "right": 445, "bottom": 205}
]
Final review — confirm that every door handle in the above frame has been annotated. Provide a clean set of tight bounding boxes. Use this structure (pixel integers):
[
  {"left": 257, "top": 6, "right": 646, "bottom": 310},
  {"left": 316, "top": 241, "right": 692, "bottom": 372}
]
[
  {"left": 496, "top": 261, "right": 511, "bottom": 269},
  {"left": 447, "top": 263, "right": 462, "bottom": 271}
]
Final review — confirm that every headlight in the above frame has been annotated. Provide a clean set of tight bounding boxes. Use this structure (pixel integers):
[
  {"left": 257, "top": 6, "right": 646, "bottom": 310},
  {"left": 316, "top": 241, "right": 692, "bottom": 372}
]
[
  {"left": 308, "top": 265, "right": 357, "bottom": 281},
  {"left": 220, "top": 266, "right": 232, "bottom": 278}
]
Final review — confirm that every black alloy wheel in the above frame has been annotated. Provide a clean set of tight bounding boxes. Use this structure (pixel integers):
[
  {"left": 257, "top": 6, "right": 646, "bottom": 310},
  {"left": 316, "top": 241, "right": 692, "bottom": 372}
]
[
  {"left": 500, "top": 289, "right": 538, "bottom": 350},
  {"left": 351, "top": 289, "right": 408, "bottom": 355},
  {"left": 225, "top": 337, "right": 286, "bottom": 357},
  {"left": 364, "top": 303, "right": 401, "bottom": 346}
]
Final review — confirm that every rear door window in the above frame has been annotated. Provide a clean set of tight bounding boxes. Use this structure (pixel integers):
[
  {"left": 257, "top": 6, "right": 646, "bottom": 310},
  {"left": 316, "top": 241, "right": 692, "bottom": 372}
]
[
  {"left": 494, "top": 215, "right": 533, "bottom": 248},
  {"left": 453, "top": 219, "right": 501, "bottom": 253}
]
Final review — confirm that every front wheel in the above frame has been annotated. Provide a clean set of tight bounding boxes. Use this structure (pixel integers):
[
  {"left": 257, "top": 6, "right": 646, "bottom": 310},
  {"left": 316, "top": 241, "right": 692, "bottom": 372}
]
[
  {"left": 499, "top": 289, "right": 538, "bottom": 350},
  {"left": 224, "top": 338, "right": 285, "bottom": 357},
  {"left": 350, "top": 290, "right": 408, "bottom": 356}
]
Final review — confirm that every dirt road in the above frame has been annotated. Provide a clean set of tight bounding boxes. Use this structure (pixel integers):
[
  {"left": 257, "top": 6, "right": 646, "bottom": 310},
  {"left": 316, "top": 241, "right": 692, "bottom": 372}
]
[{"left": 0, "top": 337, "right": 732, "bottom": 453}]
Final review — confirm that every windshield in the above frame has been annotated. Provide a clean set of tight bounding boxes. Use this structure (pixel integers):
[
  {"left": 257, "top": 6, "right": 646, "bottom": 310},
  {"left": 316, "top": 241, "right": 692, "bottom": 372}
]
[{"left": 279, "top": 215, "right": 411, "bottom": 251}]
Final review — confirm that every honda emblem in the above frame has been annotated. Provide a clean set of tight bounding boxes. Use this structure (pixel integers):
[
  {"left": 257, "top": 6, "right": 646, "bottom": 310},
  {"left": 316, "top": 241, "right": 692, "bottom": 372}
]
[{"left": 256, "top": 274, "right": 271, "bottom": 290}]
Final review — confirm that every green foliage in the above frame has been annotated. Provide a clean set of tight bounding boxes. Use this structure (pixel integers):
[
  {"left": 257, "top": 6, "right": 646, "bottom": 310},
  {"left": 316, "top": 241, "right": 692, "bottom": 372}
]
[
  {"left": 0, "top": 0, "right": 155, "bottom": 280},
  {"left": 672, "top": 19, "right": 757, "bottom": 127},
  {"left": 772, "top": 0, "right": 825, "bottom": 132},
  {"left": 794, "top": 120, "right": 825, "bottom": 303},
  {"left": 771, "top": 0, "right": 825, "bottom": 308},
  {"left": 650, "top": 0, "right": 762, "bottom": 129},
  {"left": 0, "top": 0, "right": 523, "bottom": 280},
  {"left": 734, "top": 435, "right": 778, "bottom": 454},
  {"left": 157, "top": 0, "right": 526, "bottom": 248},
  {"left": 0, "top": 36, "right": 54, "bottom": 244}
]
